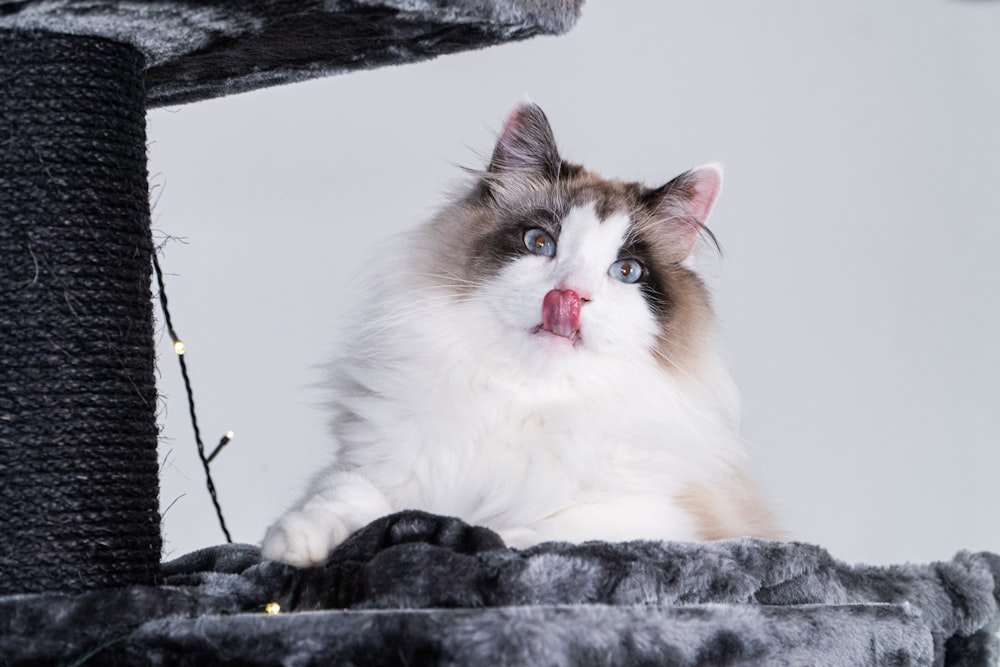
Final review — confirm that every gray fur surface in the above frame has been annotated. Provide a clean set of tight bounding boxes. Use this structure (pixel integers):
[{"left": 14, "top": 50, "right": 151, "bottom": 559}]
[
  {"left": 111, "top": 604, "right": 933, "bottom": 665},
  {"left": 0, "top": 0, "right": 584, "bottom": 106},
  {"left": 1, "top": 512, "right": 997, "bottom": 665}
]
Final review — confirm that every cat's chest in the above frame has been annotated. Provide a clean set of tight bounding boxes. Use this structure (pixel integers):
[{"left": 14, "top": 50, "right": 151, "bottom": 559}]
[
  {"left": 393, "top": 381, "right": 653, "bottom": 475},
  {"left": 368, "top": 385, "right": 686, "bottom": 520}
]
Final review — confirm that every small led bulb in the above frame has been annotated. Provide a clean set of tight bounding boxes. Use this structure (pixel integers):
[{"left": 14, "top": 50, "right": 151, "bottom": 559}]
[
  {"left": 173, "top": 340, "right": 186, "bottom": 355},
  {"left": 265, "top": 602, "right": 281, "bottom": 615}
]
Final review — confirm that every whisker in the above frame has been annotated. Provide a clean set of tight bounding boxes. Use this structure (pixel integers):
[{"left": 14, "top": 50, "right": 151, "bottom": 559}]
[{"left": 359, "top": 297, "right": 481, "bottom": 333}]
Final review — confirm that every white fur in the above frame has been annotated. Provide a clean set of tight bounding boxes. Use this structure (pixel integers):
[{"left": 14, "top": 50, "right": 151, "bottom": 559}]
[{"left": 262, "top": 204, "right": 744, "bottom": 566}]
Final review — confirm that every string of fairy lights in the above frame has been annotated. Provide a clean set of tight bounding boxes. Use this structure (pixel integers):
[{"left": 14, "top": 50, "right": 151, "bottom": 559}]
[
  {"left": 152, "top": 251, "right": 233, "bottom": 543},
  {"left": 153, "top": 252, "right": 286, "bottom": 614}
]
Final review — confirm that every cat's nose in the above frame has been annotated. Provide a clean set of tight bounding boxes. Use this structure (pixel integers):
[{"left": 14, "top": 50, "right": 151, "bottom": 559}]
[{"left": 558, "top": 283, "right": 591, "bottom": 303}]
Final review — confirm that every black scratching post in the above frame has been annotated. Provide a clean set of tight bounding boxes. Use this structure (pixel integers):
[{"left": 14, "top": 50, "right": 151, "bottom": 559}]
[{"left": 0, "top": 31, "right": 160, "bottom": 594}]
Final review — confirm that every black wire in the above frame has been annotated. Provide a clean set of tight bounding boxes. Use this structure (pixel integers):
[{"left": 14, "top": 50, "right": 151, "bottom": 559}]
[
  {"left": 207, "top": 433, "right": 233, "bottom": 464},
  {"left": 152, "top": 252, "right": 232, "bottom": 543}
]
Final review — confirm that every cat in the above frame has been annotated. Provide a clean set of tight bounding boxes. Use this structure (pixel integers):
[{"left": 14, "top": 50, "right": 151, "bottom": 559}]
[{"left": 261, "top": 102, "right": 776, "bottom": 567}]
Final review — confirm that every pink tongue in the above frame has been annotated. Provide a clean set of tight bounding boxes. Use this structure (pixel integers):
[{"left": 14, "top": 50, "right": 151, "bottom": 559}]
[{"left": 541, "top": 289, "right": 582, "bottom": 338}]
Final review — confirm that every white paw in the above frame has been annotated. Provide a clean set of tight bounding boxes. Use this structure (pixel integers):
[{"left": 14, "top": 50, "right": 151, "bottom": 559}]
[
  {"left": 260, "top": 507, "right": 351, "bottom": 567},
  {"left": 261, "top": 470, "right": 393, "bottom": 566}
]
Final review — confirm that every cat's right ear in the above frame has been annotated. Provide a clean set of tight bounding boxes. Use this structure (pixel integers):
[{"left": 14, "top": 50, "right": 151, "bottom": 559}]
[
  {"left": 647, "top": 165, "right": 723, "bottom": 258},
  {"left": 487, "top": 103, "right": 561, "bottom": 180}
]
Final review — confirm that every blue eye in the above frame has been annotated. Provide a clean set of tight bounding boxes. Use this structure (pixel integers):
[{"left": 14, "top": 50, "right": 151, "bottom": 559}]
[
  {"left": 609, "top": 259, "right": 644, "bottom": 283},
  {"left": 523, "top": 228, "right": 556, "bottom": 257}
]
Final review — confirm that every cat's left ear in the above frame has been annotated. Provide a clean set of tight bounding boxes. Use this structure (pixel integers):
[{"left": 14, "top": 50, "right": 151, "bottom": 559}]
[
  {"left": 487, "top": 103, "right": 561, "bottom": 180},
  {"left": 648, "top": 164, "right": 723, "bottom": 257}
]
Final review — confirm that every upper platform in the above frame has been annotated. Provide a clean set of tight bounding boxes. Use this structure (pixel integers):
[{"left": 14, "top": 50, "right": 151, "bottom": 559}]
[{"left": 0, "top": 0, "right": 583, "bottom": 107}]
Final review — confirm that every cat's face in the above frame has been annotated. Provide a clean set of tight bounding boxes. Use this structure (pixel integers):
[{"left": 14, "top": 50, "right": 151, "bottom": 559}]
[{"left": 424, "top": 104, "right": 721, "bottom": 379}]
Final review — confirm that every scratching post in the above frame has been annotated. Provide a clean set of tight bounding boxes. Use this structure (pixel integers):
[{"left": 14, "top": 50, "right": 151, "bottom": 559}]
[{"left": 0, "top": 31, "right": 160, "bottom": 594}]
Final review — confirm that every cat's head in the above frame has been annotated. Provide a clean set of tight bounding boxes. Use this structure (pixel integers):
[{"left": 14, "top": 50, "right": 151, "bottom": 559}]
[{"left": 422, "top": 103, "right": 723, "bottom": 381}]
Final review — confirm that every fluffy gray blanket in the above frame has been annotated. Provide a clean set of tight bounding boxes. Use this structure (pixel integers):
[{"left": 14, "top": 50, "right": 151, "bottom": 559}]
[{"left": 1, "top": 511, "right": 997, "bottom": 665}]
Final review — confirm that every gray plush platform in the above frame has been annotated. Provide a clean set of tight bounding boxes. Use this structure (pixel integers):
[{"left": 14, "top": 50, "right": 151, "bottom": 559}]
[
  {"left": 0, "top": 0, "right": 583, "bottom": 107},
  {"left": 55, "top": 605, "right": 933, "bottom": 665},
  {"left": 2, "top": 512, "right": 997, "bottom": 665}
]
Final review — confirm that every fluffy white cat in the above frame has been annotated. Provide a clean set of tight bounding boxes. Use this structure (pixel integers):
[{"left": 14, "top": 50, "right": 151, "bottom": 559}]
[{"left": 262, "top": 103, "right": 775, "bottom": 566}]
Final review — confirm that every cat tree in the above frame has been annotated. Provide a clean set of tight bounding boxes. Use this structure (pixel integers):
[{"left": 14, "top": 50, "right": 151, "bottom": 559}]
[{"left": 0, "top": 2, "right": 997, "bottom": 665}]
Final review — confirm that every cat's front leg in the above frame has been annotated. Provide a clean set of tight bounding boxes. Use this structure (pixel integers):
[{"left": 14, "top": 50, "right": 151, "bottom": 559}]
[{"left": 261, "top": 470, "right": 392, "bottom": 567}]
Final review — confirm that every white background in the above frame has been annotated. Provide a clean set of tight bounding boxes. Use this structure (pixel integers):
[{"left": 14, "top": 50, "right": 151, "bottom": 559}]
[{"left": 147, "top": 0, "right": 1000, "bottom": 565}]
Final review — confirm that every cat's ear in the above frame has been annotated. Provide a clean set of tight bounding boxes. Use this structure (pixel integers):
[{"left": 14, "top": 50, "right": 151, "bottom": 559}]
[
  {"left": 648, "top": 164, "right": 723, "bottom": 257},
  {"left": 488, "top": 103, "right": 561, "bottom": 179}
]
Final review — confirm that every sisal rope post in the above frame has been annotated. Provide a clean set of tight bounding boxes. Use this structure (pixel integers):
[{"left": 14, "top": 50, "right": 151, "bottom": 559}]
[{"left": 0, "top": 30, "right": 161, "bottom": 594}]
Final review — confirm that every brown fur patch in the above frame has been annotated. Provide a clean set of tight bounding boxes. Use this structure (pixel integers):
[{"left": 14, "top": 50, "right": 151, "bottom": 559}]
[{"left": 677, "top": 475, "right": 780, "bottom": 540}]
